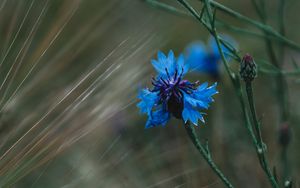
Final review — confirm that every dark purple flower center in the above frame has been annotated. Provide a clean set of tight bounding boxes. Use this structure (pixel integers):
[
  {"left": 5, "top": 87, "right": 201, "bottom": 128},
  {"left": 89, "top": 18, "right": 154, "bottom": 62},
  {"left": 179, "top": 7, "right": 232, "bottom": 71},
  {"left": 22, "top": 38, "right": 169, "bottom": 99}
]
[{"left": 151, "top": 68, "right": 198, "bottom": 119}]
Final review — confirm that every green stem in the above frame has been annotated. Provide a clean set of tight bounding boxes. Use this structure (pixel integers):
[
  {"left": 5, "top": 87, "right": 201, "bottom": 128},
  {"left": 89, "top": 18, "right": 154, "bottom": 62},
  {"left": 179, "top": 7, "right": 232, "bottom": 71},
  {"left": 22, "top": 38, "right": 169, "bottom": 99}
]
[
  {"left": 211, "top": 2, "right": 278, "bottom": 184},
  {"left": 175, "top": 1, "right": 283, "bottom": 187},
  {"left": 278, "top": 0, "right": 286, "bottom": 46},
  {"left": 235, "top": 82, "right": 258, "bottom": 146},
  {"left": 259, "top": 68, "right": 300, "bottom": 76},
  {"left": 145, "top": 0, "right": 190, "bottom": 17},
  {"left": 250, "top": 0, "right": 289, "bottom": 122},
  {"left": 147, "top": 0, "right": 300, "bottom": 54},
  {"left": 204, "top": 0, "right": 300, "bottom": 51},
  {"left": 251, "top": 0, "right": 291, "bottom": 181},
  {"left": 184, "top": 123, "right": 234, "bottom": 188},
  {"left": 177, "top": 1, "right": 275, "bottom": 186},
  {"left": 276, "top": 0, "right": 289, "bottom": 122},
  {"left": 245, "top": 83, "right": 263, "bottom": 146},
  {"left": 245, "top": 82, "right": 279, "bottom": 188},
  {"left": 146, "top": 0, "right": 291, "bottom": 58}
]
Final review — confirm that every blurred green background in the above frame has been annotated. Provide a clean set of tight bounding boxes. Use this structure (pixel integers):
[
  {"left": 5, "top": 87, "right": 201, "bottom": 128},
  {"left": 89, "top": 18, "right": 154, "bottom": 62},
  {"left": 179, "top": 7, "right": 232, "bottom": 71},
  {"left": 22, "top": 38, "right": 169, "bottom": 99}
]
[{"left": 0, "top": 0, "right": 299, "bottom": 187}]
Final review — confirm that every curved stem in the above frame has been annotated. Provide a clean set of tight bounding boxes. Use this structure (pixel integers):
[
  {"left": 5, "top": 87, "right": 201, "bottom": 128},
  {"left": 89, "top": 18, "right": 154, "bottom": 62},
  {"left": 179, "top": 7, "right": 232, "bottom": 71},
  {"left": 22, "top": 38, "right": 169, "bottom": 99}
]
[
  {"left": 245, "top": 83, "right": 279, "bottom": 188},
  {"left": 184, "top": 123, "right": 234, "bottom": 188}
]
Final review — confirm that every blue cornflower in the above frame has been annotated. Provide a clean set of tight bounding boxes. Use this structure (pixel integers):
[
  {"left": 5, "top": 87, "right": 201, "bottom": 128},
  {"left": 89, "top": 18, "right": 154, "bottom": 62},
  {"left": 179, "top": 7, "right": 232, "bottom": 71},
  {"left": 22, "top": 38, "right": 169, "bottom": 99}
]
[
  {"left": 185, "top": 35, "right": 236, "bottom": 77},
  {"left": 137, "top": 50, "right": 218, "bottom": 128}
]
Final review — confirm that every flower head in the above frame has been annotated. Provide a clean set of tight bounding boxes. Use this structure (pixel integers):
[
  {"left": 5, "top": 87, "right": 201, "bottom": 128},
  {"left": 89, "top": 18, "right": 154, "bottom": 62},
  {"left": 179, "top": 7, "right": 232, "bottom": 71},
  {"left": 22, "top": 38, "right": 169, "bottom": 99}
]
[
  {"left": 240, "top": 53, "right": 257, "bottom": 83},
  {"left": 137, "top": 50, "right": 218, "bottom": 128},
  {"left": 185, "top": 35, "right": 236, "bottom": 78}
]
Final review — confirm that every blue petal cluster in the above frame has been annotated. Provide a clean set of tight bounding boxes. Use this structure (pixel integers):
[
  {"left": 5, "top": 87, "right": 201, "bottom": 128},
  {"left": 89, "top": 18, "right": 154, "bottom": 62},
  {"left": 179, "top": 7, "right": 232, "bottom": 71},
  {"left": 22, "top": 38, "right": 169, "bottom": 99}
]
[
  {"left": 185, "top": 35, "right": 236, "bottom": 77},
  {"left": 137, "top": 50, "right": 218, "bottom": 128}
]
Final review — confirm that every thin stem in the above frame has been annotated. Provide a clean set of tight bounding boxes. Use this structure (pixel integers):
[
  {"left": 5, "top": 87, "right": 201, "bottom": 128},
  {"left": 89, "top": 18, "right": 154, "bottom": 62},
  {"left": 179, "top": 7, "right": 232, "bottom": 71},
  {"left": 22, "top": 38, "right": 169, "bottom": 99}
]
[
  {"left": 245, "top": 82, "right": 279, "bottom": 188},
  {"left": 250, "top": 0, "right": 264, "bottom": 19},
  {"left": 235, "top": 80, "right": 258, "bottom": 146},
  {"left": 174, "top": 1, "right": 283, "bottom": 187},
  {"left": 213, "top": 25, "right": 261, "bottom": 156},
  {"left": 251, "top": 0, "right": 291, "bottom": 181},
  {"left": 145, "top": 0, "right": 190, "bottom": 17},
  {"left": 250, "top": 0, "right": 289, "bottom": 122},
  {"left": 184, "top": 123, "right": 234, "bottom": 188},
  {"left": 213, "top": 22, "right": 264, "bottom": 161},
  {"left": 276, "top": 0, "right": 289, "bottom": 122},
  {"left": 278, "top": 0, "right": 286, "bottom": 45},
  {"left": 202, "top": 0, "right": 278, "bottom": 186},
  {"left": 148, "top": 0, "right": 300, "bottom": 55},
  {"left": 245, "top": 83, "right": 263, "bottom": 145},
  {"left": 204, "top": 0, "right": 300, "bottom": 51},
  {"left": 175, "top": 0, "right": 236, "bottom": 62}
]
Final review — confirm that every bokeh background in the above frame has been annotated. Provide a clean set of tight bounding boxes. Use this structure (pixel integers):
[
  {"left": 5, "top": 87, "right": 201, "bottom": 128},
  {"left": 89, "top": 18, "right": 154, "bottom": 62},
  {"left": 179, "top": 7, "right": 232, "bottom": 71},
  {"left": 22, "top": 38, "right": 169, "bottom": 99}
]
[{"left": 0, "top": 0, "right": 299, "bottom": 187}]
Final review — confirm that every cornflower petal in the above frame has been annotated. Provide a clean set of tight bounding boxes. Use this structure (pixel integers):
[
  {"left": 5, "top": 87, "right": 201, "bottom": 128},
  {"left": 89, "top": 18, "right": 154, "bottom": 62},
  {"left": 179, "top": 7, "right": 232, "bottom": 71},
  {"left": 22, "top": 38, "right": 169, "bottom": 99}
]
[
  {"left": 151, "top": 59, "right": 165, "bottom": 75},
  {"left": 145, "top": 107, "right": 170, "bottom": 129},
  {"left": 182, "top": 101, "right": 205, "bottom": 125},
  {"left": 137, "top": 89, "right": 159, "bottom": 114},
  {"left": 137, "top": 50, "right": 218, "bottom": 128},
  {"left": 177, "top": 54, "right": 189, "bottom": 75},
  {"left": 157, "top": 51, "right": 167, "bottom": 63},
  {"left": 185, "top": 42, "right": 207, "bottom": 71},
  {"left": 185, "top": 34, "right": 237, "bottom": 77}
]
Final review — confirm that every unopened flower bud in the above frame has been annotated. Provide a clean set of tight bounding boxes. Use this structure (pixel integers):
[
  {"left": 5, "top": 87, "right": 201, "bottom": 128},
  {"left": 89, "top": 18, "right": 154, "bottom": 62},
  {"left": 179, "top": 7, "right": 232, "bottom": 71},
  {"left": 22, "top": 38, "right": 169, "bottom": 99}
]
[
  {"left": 278, "top": 123, "right": 291, "bottom": 147},
  {"left": 240, "top": 54, "right": 257, "bottom": 83}
]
